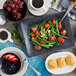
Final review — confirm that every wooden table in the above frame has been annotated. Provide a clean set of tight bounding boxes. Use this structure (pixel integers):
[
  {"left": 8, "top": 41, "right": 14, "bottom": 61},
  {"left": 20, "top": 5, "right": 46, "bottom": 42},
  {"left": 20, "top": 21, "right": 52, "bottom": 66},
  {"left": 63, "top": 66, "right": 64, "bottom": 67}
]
[{"left": 0, "top": 0, "right": 76, "bottom": 76}]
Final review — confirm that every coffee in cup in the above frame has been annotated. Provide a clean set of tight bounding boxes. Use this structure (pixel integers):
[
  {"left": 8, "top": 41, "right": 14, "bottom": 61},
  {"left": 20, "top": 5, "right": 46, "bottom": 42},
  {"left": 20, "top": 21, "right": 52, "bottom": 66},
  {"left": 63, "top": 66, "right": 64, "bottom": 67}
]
[
  {"left": 0, "top": 28, "right": 13, "bottom": 43},
  {"left": 32, "top": 0, "right": 44, "bottom": 8},
  {"left": 29, "top": 0, "right": 47, "bottom": 10}
]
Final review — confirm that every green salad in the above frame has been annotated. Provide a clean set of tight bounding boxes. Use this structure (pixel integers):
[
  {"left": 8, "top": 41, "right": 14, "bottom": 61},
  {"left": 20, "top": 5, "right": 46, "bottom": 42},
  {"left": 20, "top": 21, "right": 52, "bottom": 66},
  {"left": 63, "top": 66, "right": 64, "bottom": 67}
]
[{"left": 28, "top": 19, "right": 68, "bottom": 51}]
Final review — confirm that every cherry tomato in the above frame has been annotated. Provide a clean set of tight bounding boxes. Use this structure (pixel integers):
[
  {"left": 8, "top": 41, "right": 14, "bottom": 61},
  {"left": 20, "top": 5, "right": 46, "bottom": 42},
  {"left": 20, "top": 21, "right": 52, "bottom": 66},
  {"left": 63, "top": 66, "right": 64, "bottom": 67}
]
[
  {"left": 54, "top": 34, "right": 56, "bottom": 36},
  {"left": 35, "top": 31, "right": 39, "bottom": 35},
  {"left": 45, "top": 24, "right": 50, "bottom": 28},
  {"left": 52, "top": 19, "right": 56, "bottom": 25},
  {"left": 31, "top": 33, "right": 35, "bottom": 37},
  {"left": 61, "top": 38, "right": 65, "bottom": 43}
]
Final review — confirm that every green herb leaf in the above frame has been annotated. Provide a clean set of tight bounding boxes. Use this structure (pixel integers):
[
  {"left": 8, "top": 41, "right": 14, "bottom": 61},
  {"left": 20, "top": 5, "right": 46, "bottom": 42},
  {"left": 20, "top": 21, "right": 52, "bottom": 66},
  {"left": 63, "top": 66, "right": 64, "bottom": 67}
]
[{"left": 51, "top": 0, "right": 56, "bottom": 4}]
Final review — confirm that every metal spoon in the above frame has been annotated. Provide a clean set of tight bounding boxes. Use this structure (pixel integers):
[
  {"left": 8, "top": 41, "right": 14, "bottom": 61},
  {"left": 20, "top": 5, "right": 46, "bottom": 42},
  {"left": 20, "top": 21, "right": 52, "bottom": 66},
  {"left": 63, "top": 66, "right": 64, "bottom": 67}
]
[
  {"left": 60, "top": 3, "right": 74, "bottom": 23},
  {"left": 23, "top": 59, "right": 41, "bottom": 76},
  {"left": 0, "top": 58, "right": 2, "bottom": 69}
]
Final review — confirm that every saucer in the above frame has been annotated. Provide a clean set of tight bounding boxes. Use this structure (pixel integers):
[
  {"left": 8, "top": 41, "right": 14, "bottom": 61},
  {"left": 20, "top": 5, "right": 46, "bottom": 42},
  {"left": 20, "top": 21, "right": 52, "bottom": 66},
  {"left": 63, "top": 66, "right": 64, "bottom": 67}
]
[
  {"left": 0, "top": 0, "right": 6, "bottom": 9},
  {"left": 28, "top": 0, "right": 51, "bottom": 16},
  {"left": 0, "top": 47, "right": 28, "bottom": 76}
]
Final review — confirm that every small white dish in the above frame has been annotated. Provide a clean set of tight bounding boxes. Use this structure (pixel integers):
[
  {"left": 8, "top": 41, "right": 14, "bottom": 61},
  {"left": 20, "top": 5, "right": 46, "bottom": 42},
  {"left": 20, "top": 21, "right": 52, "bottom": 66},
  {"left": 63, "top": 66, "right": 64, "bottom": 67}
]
[
  {"left": 45, "top": 52, "right": 76, "bottom": 75},
  {"left": 0, "top": 47, "right": 28, "bottom": 76},
  {"left": 28, "top": 0, "right": 51, "bottom": 16},
  {"left": 0, "top": 28, "right": 13, "bottom": 43},
  {"left": 0, "top": 0, "right": 6, "bottom": 9}
]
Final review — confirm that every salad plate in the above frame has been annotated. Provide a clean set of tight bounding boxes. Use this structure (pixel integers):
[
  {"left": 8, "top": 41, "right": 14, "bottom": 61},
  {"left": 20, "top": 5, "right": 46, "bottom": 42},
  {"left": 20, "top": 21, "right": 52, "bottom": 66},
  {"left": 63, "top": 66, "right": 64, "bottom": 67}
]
[{"left": 21, "top": 12, "right": 75, "bottom": 57}]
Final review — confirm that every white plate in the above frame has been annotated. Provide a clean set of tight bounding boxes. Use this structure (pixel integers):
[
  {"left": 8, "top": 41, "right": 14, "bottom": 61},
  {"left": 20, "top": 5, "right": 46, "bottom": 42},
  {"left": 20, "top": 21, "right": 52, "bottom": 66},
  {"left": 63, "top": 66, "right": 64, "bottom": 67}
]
[
  {"left": 45, "top": 52, "right": 76, "bottom": 75},
  {"left": 0, "top": 47, "right": 28, "bottom": 76},
  {"left": 0, "top": 0, "right": 6, "bottom": 9},
  {"left": 28, "top": 0, "right": 52, "bottom": 16}
]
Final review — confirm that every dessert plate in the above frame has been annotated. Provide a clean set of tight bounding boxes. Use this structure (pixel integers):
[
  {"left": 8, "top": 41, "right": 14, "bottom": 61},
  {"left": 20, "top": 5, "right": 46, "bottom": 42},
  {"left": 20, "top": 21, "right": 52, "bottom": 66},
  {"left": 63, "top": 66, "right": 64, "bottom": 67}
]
[
  {"left": 0, "top": 47, "right": 28, "bottom": 76},
  {"left": 45, "top": 52, "right": 76, "bottom": 74},
  {"left": 28, "top": 0, "right": 51, "bottom": 16},
  {"left": 0, "top": 0, "right": 6, "bottom": 9}
]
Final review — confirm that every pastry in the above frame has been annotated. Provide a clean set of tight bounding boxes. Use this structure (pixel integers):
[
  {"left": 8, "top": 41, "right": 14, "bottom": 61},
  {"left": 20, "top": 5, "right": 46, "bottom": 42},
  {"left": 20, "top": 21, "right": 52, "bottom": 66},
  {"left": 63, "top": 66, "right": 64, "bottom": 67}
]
[
  {"left": 57, "top": 57, "right": 66, "bottom": 68},
  {"left": 65, "top": 55, "right": 75, "bottom": 66},
  {"left": 48, "top": 59, "right": 57, "bottom": 69}
]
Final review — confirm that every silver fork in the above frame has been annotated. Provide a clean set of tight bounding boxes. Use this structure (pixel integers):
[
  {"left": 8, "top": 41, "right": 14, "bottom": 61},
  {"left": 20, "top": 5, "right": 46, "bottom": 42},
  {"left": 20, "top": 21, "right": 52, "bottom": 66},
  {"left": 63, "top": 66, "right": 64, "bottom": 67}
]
[{"left": 60, "top": 3, "right": 74, "bottom": 23}]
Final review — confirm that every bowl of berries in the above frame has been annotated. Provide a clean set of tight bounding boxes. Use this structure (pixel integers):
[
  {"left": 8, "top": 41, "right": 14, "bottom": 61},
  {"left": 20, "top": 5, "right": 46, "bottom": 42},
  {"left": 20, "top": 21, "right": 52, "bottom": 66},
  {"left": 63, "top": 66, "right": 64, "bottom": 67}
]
[
  {"left": 0, "top": 47, "right": 28, "bottom": 76},
  {"left": 3, "top": 0, "right": 27, "bottom": 22}
]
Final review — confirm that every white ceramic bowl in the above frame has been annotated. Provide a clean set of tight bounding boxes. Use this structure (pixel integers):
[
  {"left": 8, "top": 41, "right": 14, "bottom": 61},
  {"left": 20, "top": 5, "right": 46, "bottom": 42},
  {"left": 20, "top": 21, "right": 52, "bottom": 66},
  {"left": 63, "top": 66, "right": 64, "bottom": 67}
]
[
  {"left": 45, "top": 52, "right": 76, "bottom": 75},
  {"left": 0, "top": 47, "right": 28, "bottom": 76}
]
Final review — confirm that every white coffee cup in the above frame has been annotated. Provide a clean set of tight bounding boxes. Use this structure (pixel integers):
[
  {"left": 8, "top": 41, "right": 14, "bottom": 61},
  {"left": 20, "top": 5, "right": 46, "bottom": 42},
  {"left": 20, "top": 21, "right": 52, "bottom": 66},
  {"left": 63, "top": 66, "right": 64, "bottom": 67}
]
[
  {"left": 29, "top": 0, "right": 47, "bottom": 11},
  {"left": 0, "top": 28, "right": 13, "bottom": 43}
]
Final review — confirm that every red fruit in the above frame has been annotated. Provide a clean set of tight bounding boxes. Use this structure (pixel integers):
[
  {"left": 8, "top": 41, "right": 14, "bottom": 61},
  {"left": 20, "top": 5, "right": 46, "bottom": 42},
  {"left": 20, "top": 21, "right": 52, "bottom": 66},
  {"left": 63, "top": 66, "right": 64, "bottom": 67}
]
[
  {"left": 3, "top": 54, "right": 12, "bottom": 59},
  {"left": 3, "top": 55, "right": 8, "bottom": 59},
  {"left": 57, "top": 37, "right": 63, "bottom": 43},
  {"left": 34, "top": 45, "right": 42, "bottom": 51},
  {"left": 7, "top": 7, "right": 11, "bottom": 12},
  {"left": 40, "top": 41, "right": 46, "bottom": 44},
  {"left": 31, "top": 26, "right": 37, "bottom": 33},
  {"left": 49, "top": 36, "right": 55, "bottom": 41},
  {"left": 58, "top": 23, "right": 62, "bottom": 30},
  {"left": 13, "top": 15, "right": 16, "bottom": 18},
  {"left": 17, "top": 0, "right": 20, "bottom": 4},
  {"left": 19, "top": 6, "right": 23, "bottom": 9},
  {"left": 19, "top": 1, "right": 24, "bottom": 6},
  {"left": 61, "top": 38, "right": 65, "bottom": 44},
  {"left": 17, "top": 16, "right": 21, "bottom": 19},
  {"left": 17, "top": 13, "right": 21, "bottom": 17},
  {"left": 14, "top": 0, "right": 18, "bottom": 2},
  {"left": 52, "top": 19, "right": 56, "bottom": 25},
  {"left": 11, "top": 58, "right": 18, "bottom": 62},
  {"left": 16, "top": 5, "right": 19, "bottom": 9},
  {"left": 8, "top": 55, "right": 16, "bottom": 60},
  {"left": 61, "top": 29, "right": 67, "bottom": 36},
  {"left": 3, "top": 4, "right": 7, "bottom": 7},
  {"left": 12, "top": 9, "right": 17, "bottom": 13},
  {"left": 11, "top": 4, "right": 15, "bottom": 8}
]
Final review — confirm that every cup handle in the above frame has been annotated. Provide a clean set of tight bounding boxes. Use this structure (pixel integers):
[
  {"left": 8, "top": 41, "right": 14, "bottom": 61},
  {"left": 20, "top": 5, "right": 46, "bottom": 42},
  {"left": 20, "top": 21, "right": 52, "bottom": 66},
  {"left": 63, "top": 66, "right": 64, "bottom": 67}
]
[{"left": 9, "top": 38, "right": 13, "bottom": 43}]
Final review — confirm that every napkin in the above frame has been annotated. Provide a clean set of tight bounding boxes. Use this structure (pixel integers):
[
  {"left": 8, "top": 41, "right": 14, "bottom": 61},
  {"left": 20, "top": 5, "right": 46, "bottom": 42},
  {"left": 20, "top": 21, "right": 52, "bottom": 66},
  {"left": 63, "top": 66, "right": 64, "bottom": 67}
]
[{"left": 0, "top": 42, "right": 52, "bottom": 76}]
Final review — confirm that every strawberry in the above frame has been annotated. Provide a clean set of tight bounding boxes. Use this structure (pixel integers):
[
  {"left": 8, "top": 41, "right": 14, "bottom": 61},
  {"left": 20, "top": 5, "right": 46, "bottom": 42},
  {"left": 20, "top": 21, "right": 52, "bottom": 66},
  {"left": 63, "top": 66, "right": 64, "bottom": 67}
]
[
  {"left": 3, "top": 54, "right": 12, "bottom": 59},
  {"left": 8, "top": 55, "right": 16, "bottom": 61},
  {"left": 11, "top": 58, "right": 18, "bottom": 62}
]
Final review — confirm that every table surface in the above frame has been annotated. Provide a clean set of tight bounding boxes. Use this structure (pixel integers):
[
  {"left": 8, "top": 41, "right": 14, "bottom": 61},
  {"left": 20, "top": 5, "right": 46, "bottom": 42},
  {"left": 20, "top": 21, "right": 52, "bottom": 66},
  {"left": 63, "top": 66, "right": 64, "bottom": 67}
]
[{"left": 0, "top": 0, "right": 76, "bottom": 76}]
